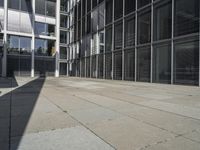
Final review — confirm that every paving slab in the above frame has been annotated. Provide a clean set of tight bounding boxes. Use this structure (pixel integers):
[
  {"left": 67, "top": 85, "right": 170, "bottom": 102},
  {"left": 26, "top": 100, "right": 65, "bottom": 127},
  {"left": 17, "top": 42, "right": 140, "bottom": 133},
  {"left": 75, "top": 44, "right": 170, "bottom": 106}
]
[{"left": 11, "top": 126, "right": 115, "bottom": 150}]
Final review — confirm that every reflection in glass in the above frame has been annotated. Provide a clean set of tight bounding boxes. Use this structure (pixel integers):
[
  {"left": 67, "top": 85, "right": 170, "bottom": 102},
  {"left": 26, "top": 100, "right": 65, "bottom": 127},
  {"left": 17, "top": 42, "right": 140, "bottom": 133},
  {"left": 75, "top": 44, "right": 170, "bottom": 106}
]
[
  {"left": 154, "top": 1, "right": 172, "bottom": 41},
  {"left": 20, "top": 37, "right": 31, "bottom": 54},
  {"left": 153, "top": 44, "right": 171, "bottom": 83},
  {"left": 174, "top": 40, "right": 199, "bottom": 85},
  {"left": 8, "top": 35, "right": 19, "bottom": 54},
  {"left": 137, "top": 47, "right": 151, "bottom": 82},
  {"left": 105, "top": 26, "right": 112, "bottom": 52},
  {"left": 35, "top": 39, "right": 55, "bottom": 56},
  {"left": 138, "top": 11, "right": 151, "bottom": 45},
  {"left": 114, "top": 22, "right": 123, "bottom": 50},
  {"left": 124, "top": 49, "right": 135, "bottom": 81},
  {"left": 125, "top": 17, "right": 135, "bottom": 47},
  {"left": 174, "top": 0, "right": 199, "bottom": 37}
]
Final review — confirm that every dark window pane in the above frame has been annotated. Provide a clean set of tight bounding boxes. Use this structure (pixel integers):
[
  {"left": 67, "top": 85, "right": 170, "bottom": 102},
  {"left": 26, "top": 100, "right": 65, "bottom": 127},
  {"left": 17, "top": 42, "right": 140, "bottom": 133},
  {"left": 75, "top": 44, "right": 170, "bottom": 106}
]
[
  {"left": 8, "top": 0, "right": 20, "bottom": 10},
  {"left": 35, "top": 0, "right": 45, "bottom": 15},
  {"left": 174, "top": 0, "right": 199, "bottom": 36},
  {"left": 78, "top": 1, "right": 81, "bottom": 20},
  {"left": 105, "top": 53, "right": 112, "bottom": 79},
  {"left": 106, "top": 0, "right": 113, "bottom": 24},
  {"left": 114, "top": 22, "right": 123, "bottom": 50},
  {"left": 47, "top": 24, "right": 55, "bottom": 36},
  {"left": 86, "top": 57, "right": 90, "bottom": 77},
  {"left": 92, "top": 0, "right": 97, "bottom": 8},
  {"left": 21, "top": 0, "right": 32, "bottom": 12},
  {"left": 60, "top": 47, "right": 67, "bottom": 59},
  {"left": 153, "top": 44, "right": 171, "bottom": 83},
  {"left": 105, "top": 26, "right": 112, "bottom": 52},
  {"left": 137, "top": 0, "right": 151, "bottom": 9},
  {"left": 87, "top": 0, "right": 91, "bottom": 12},
  {"left": 60, "top": 15, "right": 68, "bottom": 28},
  {"left": 114, "top": 0, "right": 123, "bottom": 20},
  {"left": 124, "top": 49, "right": 135, "bottom": 81},
  {"left": 98, "top": 54, "right": 104, "bottom": 78},
  {"left": 98, "top": 3, "right": 105, "bottom": 29},
  {"left": 60, "top": 30, "right": 67, "bottom": 43},
  {"left": 113, "top": 52, "right": 122, "bottom": 80},
  {"left": 0, "top": 0, "right": 4, "bottom": 7},
  {"left": 125, "top": 0, "right": 135, "bottom": 15},
  {"left": 59, "top": 63, "right": 67, "bottom": 75},
  {"left": 92, "top": 8, "right": 98, "bottom": 33},
  {"left": 154, "top": 1, "right": 172, "bottom": 41},
  {"left": 82, "top": 0, "right": 86, "bottom": 16},
  {"left": 125, "top": 17, "right": 135, "bottom": 47},
  {"left": 81, "top": 58, "right": 85, "bottom": 77},
  {"left": 91, "top": 55, "right": 96, "bottom": 78},
  {"left": 86, "top": 13, "right": 91, "bottom": 34},
  {"left": 46, "top": 0, "right": 56, "bottom": 17},
  {"left": 174, "top": 40, "right": 199, "bottom": 85},
  {"left": 138, "top": 10, "right": 151, "bottom": 45},
  {"left": 61, "top": 0, "right": 68, "bottom": 12},
  {"left": 137, "top": 46, "right": 151, "bottom": 82}
]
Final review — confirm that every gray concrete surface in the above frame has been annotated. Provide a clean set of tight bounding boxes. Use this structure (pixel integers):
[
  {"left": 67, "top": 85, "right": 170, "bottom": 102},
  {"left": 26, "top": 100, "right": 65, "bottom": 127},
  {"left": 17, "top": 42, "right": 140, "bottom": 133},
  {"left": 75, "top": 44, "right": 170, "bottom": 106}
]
[{"left": 0, "top": 77, "right": 200, "bottom": 150}]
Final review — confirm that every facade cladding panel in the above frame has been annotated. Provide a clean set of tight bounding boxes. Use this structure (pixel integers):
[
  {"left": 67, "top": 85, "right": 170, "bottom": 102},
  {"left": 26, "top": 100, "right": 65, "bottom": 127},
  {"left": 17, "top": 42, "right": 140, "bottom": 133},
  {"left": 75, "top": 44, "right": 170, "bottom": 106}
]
[{"left": 0, "top": 0, "right": 200, "bottom": 86}]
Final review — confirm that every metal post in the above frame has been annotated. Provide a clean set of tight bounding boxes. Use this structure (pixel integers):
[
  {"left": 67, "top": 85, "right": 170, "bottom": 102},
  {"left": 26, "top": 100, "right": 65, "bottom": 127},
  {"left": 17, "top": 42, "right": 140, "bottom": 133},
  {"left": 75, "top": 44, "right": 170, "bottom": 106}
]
[
  {"left": 111, "top": 0, "right": 114, "bottom": 80},
  {"left": 122, "top": 0, "right": 125, "bottom": 81}
]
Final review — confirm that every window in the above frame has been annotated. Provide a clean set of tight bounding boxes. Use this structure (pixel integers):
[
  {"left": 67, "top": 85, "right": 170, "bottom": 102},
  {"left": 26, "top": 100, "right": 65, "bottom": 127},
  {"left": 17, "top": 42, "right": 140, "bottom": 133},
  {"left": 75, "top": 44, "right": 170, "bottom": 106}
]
[
  {"left": 19, "top": 37, "right": 31, "bottom": 54},
  {"left": 7, "top": 35, "right": 19, "bottom": 54},
  {"left": 124, "top": 49, "right": 135, "bottom": 81},
  {"left": 154, "top": 1, "right": 172, "bottom": 41},
  {"left": 8, "top": 0, "right": 20, "bottom": 10},
  {"left": 105, "top": 26, "right": 112, "bottom": 52},
  {"left": 137, "top": 46, "right": 151, "bottom": 82},
  {"left": 114, "top": 22, "right": 123, "bottom": 50},
  {"left": 87, "top": 0, "right": 91, "bottom": 12},
  {"left": 61, "top": 0, "right": 68, "bottom": 12},
  {"left": 113, "top": 52, "right": 122, "bottom": 80},
  {"left": 138, "top": 10, "right": 151, "bottom": 45},
  {"left": 153, "top": 44, "right": 171, "bottom": 83},
  {"left": 86, "top": 13, "right": 91, "bottom": 34},
  {"left": 174, "top": 0, "right": 199, "bottom": 36},
  {"left": 114, "top": 0, "right": 123, "bottom": 20},
  {"left": 82, "top": 0, "right": 86, "bottom": 16},
  {"left": 46, "top": 0, "right": 56, "bottom": 17},
  {"left": 35, "top": 0, "right": 56, "bottom": 17},
  {"left": 60, "top": 47, "right": 67, "bottom": 59},
  {"left": 125, "top": 17, "right": 135, "bottom": 48},
  {"left": 137, "top": 0, "right": 151, "bottom": 9},
  {"left": 125, "top": 0, "right": 135, "bottom": 15},
  {"left": 35, "top": 22, "right": 55, "bottom": 36},
  {"left": 60, "top": 31, "right": 68, "bottom": 44},
  {"left": 92, "top": 8, "right": 98, "bottom": 33},
  {"left": 60, "top": 63, "right": 67, "bottom": 75},
  {"left": 92, "top": 0, "right": 98, "bottom": 8},
  {"left": 0, "top": 0, "right": 4, "bottom": 7},
  {"left": 106, "top": 0, "right": 113, "bottom": 24},
  {"left": 174, "top": 39, "right": 199, "bottom": 85},
  {"left": 35, "top": 39, "right": 55, "bottom": 56},
  {"left": 60, "top": 15, "right": 68, "bottom": 28},
  {"left": 35, "top": 22, "right": 46, "bottom": 35},
  {"left": 7, "top": 35, "right": 31, "bottom": 55},
  {"left": 105, "top": 53, "right": 112, "bottom": 79},
  {"left": 98, "top": 3, "right": 105, "bottom": 29},
  {"left": 21, "top": 0, "right": 32, "bottom": 12},
  {"left": 35, "top": 0, "right": 45, "bottom": 15}
]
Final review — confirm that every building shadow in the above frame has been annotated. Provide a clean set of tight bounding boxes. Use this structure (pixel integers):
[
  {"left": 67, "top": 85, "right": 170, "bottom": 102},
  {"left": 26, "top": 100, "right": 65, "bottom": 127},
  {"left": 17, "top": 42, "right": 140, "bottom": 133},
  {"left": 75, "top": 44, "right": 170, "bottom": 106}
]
[{"left": 0, "top": 77, "right": 45, "bottom": 150}]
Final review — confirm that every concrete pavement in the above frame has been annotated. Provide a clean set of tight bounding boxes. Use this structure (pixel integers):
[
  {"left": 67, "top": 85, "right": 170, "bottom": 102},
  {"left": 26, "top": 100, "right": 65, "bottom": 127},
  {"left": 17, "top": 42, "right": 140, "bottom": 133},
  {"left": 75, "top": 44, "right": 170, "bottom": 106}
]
[{"left": 0, "top": 77, "right": 200, "bottom": 150}]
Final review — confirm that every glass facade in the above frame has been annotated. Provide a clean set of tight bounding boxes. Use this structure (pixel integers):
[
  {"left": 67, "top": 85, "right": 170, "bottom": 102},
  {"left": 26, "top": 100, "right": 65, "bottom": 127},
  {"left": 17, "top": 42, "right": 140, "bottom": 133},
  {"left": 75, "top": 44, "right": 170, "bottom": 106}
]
[{"left": 1, "top": 0, "right": 200, "bottom": 86}]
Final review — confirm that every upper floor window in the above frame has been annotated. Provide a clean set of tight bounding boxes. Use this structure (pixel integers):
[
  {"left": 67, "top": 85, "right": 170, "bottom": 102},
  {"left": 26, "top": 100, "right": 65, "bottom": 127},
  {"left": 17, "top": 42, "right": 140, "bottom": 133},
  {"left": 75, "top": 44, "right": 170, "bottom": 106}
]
[
  {"left": 8, "top": 0, "right": 32, "bottom": 13},
  {"left": 35, "top": 0, "right": 56, "bottom": 17},
  {"left": 35, "top": 22, "right": 55, "bottom": 36},
  {"left": 0, "top": 0, "right": 4, "bottom": 7}
]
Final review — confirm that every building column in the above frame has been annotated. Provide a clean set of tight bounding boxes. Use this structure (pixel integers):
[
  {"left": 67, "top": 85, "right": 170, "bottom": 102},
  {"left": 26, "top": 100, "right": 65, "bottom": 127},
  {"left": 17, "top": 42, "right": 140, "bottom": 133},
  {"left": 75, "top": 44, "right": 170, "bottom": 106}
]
[
  {"left": 55, "top": 0, "right": 61, "bottom": 77},
  {"left": 31, "top": 0, "right": 35, "bottom": 77},
  {"left": 2, "top": 0, "right": 8, "bottom": 77}
]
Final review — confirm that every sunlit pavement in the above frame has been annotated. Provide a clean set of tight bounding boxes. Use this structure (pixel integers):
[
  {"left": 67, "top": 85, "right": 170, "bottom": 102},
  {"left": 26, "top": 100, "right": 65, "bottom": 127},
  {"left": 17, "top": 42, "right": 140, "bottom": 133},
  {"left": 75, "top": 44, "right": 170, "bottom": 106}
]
[{"left": 1, "top": 77, "right": 200, "bottom": 150}]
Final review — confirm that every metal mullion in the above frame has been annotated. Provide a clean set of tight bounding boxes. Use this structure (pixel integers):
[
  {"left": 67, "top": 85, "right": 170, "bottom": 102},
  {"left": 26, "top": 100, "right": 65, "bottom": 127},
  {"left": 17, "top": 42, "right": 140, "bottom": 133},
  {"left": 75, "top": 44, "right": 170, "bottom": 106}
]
[
  {"left": 135, "top": 0, "right": 137, "bottom": 82},
  {"left": 171, "top": 0, "right": 174, "bottom": 85},
  {"left": 150, "top": 1, "right": 153, "bottom": 83},
  {"left": 111, "top": 0, "right": 114, "bottom": 80},
  {"left": 199, "top": 2, "right": 200, "bottom": 86},
  {"left": 122, "top": 0, "right": 125, "bottom": 81}
]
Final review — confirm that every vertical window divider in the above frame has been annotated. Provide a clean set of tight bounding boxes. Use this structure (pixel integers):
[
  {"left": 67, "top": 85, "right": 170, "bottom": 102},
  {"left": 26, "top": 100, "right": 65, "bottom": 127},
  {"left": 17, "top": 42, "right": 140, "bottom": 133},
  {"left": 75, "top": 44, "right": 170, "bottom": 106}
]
[
  {"left": 135, "top": 0, "right": 137, "bottom": 82},
  {"left": 199, "top": 2, "right": 200, "bottom": 86},
  {"left": 122, "top": 0, "right": 125, "bottom": 80},
  {"left": 171, "top": 0, "right": 174, "bottom": 84},
  {"left": 111, "top": 0, "right": 114, "bottom": 80},
  {"left": 150, "top": 0, "right": 153, "bottom": 83}
]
